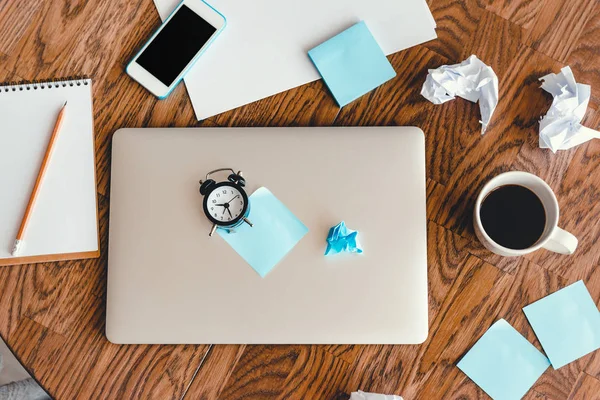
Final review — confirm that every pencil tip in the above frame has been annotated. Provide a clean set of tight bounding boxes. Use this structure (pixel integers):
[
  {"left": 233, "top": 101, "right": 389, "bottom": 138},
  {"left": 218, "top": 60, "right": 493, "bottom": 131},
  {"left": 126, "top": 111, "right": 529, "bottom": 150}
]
[
  {"left": 11, "top": 239, "right": 22, "bottom": 256},
  {"left": 63, "top": 101, "right": 68, "bottom": 107}
]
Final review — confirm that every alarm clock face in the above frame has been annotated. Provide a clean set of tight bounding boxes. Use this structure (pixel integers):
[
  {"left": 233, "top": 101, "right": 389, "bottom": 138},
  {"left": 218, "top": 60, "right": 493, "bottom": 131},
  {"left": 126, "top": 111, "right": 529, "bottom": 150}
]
[{"left": 203, "top": 182, "right": 248, "bottom": 226}]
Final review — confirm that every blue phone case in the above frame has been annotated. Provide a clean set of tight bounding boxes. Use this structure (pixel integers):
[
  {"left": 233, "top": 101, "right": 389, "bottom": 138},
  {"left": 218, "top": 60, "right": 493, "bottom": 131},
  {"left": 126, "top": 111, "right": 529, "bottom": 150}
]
[{"left": 126, "top": 0, "right": 226, "bottom": 99}]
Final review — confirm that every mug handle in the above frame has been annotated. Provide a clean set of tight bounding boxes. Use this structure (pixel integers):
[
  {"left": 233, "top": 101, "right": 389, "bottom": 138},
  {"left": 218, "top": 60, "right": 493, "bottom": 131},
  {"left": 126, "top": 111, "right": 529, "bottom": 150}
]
[{"left": 542, "top": 227, "right": 578, "bottom": 255}]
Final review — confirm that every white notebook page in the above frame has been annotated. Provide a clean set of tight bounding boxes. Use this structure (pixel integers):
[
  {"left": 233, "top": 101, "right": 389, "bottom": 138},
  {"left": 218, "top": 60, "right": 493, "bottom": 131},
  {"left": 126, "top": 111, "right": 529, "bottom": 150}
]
[{"left": 0, "top": 79, "right": 98, "bottom": 260}]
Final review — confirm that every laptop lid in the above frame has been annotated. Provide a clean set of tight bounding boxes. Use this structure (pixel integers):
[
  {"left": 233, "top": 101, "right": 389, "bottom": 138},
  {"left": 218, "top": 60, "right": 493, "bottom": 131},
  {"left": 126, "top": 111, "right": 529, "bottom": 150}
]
[{"left": 107, "top": 127, "right": 428, "bottom": 344}]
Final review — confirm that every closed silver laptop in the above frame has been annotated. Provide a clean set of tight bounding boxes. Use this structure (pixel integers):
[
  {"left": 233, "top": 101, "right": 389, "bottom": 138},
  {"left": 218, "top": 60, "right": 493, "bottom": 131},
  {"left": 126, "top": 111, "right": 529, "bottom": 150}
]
[{"left": 107, "top": 127, "right": 428, "bottom": 344}]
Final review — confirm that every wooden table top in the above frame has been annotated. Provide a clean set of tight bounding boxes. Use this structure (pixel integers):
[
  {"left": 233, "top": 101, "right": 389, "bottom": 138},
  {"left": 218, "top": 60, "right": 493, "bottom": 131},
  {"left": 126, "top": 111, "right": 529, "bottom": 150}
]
[{"left": 1, "top": 0, "right": 600, "bottom": 399}]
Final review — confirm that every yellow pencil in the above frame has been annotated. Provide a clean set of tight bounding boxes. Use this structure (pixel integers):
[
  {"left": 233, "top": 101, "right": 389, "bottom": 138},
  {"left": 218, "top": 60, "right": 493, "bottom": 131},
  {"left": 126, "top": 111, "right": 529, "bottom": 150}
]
[{"left": 11, "top": 101, "right": 68, "bottom": 256}]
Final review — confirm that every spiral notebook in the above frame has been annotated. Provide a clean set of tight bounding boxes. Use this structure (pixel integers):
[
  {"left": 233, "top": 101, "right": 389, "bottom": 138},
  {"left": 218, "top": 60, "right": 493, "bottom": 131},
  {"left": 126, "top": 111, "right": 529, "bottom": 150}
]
[{"left": 0, "top": 78, "right": 99, "bottom": 266}]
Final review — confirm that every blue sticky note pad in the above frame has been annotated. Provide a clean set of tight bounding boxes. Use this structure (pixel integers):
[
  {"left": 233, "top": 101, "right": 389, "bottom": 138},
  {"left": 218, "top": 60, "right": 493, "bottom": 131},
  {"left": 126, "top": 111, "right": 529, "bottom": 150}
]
[
  {"left": 457, "top": 319, "right": 550, "bottom": 400},
  {"left": 523, "top": 280, "right": 600, "bottom": 369},
  {"left": 218, "top": 187, "right": 308, "bottom": 277},
  {"left": 308, "top": 21, "right": 396, "bottom": 107}
]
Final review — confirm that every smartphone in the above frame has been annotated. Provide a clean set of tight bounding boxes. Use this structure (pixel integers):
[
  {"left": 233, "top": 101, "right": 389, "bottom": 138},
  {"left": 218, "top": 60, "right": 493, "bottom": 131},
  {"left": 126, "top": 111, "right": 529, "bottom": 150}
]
[{"left": 127, "top": 0, "right": 226, "bottom": 98}]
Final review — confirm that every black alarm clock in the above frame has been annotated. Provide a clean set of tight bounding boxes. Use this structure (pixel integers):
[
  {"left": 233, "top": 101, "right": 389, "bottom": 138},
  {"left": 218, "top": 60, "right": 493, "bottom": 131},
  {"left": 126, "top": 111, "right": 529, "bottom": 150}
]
[{"left": 199, "top": 168, "right": 253, "bottom": 236}]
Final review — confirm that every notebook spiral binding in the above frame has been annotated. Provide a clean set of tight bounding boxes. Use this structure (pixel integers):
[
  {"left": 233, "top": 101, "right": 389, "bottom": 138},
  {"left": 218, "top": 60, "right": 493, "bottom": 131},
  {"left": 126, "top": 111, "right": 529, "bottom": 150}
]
[{"left": 0, "top": 76, "right": 90, "bottom": 93}]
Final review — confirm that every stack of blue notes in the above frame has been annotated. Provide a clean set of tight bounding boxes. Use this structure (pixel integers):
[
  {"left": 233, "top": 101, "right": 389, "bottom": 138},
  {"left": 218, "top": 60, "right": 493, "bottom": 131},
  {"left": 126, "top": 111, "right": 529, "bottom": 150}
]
[
  {"left": 523, "top": 280, "right": 600, "bottom": 369},
  {"left": 457, "top": 319, "right": 550, "bottom": 400},
  {"left": 308, "top": 21, "right": 397, "bottom": 107}
]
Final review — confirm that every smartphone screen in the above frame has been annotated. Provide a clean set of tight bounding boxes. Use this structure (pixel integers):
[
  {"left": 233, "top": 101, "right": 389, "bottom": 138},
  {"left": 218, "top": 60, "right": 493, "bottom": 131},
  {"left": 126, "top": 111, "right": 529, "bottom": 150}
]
[{"left": 137, "top": 5, "right": 217, "bottom": 86}]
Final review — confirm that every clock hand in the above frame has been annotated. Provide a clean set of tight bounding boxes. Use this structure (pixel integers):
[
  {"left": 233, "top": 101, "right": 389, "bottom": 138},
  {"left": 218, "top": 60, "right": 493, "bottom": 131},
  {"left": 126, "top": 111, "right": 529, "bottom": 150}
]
[
  {"left": 214, "top": 203, "right": 226, "bottom": 207},
  {"left": 226, "top": 195, "right": 240, "bottom": 204},
  {"left": 222, "top": 207, "right": 227, "bottom": 215}
]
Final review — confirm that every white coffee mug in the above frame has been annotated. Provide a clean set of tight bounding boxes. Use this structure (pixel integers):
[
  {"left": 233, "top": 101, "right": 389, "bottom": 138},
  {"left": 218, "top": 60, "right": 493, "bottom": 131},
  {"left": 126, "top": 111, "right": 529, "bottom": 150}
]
[{"left": 473, "top": 171, "right": 578, "bottom": 256}]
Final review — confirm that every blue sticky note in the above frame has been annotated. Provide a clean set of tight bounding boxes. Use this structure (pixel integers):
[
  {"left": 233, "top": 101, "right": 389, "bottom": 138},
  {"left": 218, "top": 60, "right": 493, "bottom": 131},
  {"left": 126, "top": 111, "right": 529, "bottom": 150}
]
[
  {"left": 308, "top": 21, "right": 396, "bottom": 107},
  {"left": 457, "top": 319, "right": 550, "bottom": 400},
  {"left": 523, "top": 280, "right": 600, "bottom": 369},
  {"left": 218, "top": 187, "right": 308, "bottom": 277},
  {"left": 325, "top": 221, "right": 363, "bottom": 256}
]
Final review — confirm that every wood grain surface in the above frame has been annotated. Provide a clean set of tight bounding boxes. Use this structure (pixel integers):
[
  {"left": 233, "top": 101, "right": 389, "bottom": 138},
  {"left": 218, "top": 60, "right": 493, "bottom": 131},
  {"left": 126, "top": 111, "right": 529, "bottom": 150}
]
[{"left": 1, "top": 0, "right": 600, "bottom": 398}]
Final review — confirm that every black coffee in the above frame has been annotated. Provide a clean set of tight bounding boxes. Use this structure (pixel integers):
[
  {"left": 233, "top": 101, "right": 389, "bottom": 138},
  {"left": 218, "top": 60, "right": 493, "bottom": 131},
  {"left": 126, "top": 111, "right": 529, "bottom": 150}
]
[{"left": 479, "top": 185, "right": 546, "bottom": 250}]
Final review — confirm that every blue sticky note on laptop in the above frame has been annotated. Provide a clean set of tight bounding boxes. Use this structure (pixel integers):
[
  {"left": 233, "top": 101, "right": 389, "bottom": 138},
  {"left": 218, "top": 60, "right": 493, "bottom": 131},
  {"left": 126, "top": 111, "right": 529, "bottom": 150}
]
[
  {"left": 523, "top": 280, "right": 600, "bottom": 369},
  {"left": 308, "top": 21, "right": 396, "bottom": 107},
  {"left": 218, "top": 187, "right": 308, "bottom": 277},
  {"left": 457, "top": 319, "right": 550, "bottom": 400}
]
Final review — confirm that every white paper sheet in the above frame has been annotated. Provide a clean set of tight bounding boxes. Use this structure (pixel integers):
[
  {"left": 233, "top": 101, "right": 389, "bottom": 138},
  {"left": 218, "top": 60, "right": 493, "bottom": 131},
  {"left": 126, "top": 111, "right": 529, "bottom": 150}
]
[
  {"left": 153, "top": 0, "right": 437, "bottom": 120},
  {"left": 538, "top": 66, "right": 600, "bottom": 152},
  {"left": 349, "top": 390, "right": 404, "bottom": 400},
  {"left": 421, "top": 55, "right": 498, "bottom": 134}
]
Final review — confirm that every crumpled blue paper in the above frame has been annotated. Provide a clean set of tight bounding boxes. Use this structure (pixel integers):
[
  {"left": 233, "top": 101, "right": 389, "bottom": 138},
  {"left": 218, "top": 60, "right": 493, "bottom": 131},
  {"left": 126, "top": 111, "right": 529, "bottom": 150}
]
[{"left": 325, "top": 221, "right": 363, "bottom": 256}]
